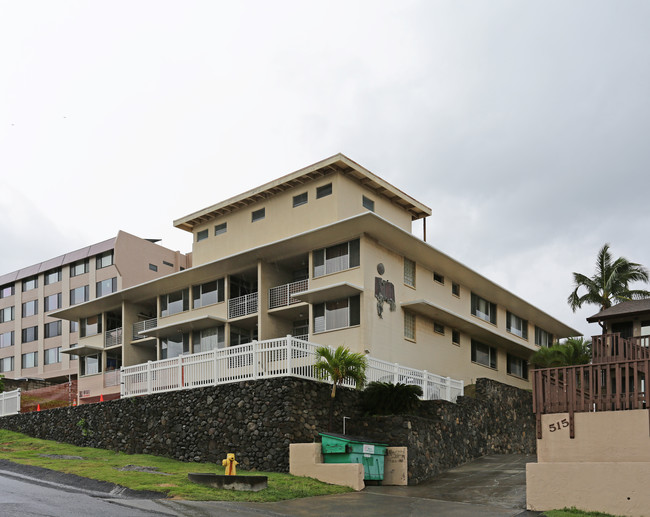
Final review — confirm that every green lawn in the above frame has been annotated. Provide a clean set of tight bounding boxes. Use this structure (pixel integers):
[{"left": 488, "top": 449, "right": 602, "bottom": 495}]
[
  {"left": 0, "top": 429, "right": 351, "bottom": 501},
  {"left": 545, "top": 508, "right": 622, "bottom": 517}
]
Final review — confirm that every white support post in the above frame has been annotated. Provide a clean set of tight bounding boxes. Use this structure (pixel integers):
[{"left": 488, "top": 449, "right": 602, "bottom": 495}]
[
  {"left": 119, "top": 366, "right": 124, "bottom": 398},
  {"left": 286, "top": 335, "right": 292, "bottom": 375},
  {"left": 446, "top": 376, "right": 452, "bottom": 402},
  {"left": 422, "top": 370, "right": 428, "bottom": 400},
  {"left": 146, "top": 361, "right": 152, "bottom": 394},
  {"left": 252, "top": 340, "right": 258, "bottom": 380},
  {"left": 178, "top": 356, "right": 184, "bottom": 389},
  {"left": 394, "top": 363, "right": 399, "bottom": 385},
  {"left": 213, "top": 349, "right": 219, "bottom": 386}
]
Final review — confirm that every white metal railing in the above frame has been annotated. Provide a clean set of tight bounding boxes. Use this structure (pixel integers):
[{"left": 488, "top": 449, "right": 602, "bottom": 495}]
[
  {"left": 269, "top": 279, "right": 309, "bottom": 309},
  {"left": 133, "top": 318, "right": 157, "bottom": 340},
  {"left": 104, "top": 370, "right": 121, "bottom": 387},
  {"left": 228, "top": 292, "right": 258, "bottom": 319},
  {"left": 105, "top": 327, "right": 123, "bottom": 347},
  {"left": 0, "top": 388, "right": 21, "bottom": 416},
  {"left": 120, "top": 336, "right": 464, "bottom": 402}
]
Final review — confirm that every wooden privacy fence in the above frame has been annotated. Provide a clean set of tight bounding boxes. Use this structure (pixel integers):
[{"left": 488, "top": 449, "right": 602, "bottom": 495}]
[
  {"left": 532, "top": 333, "right": 650, "bottom": 439},
  {"left": 121, "top": 336, "right": 464, "bottom": 402}
]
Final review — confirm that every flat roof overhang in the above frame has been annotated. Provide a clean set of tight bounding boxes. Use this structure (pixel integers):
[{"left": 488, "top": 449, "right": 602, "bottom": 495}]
[
  {"left": 52, "top": 212, "right": 579, "bottom": 338},
  {"left": 292, "top": 283, "right": 363, "bottom": 305},
  {"left": 61, "top": 345, "right": 103, "bottom": 357},
  {"left": 140, "top": 315, "right": 226, "bottom": 339},
  {"left": 402, "top": 299, "right": 538, "bottom": 355}
]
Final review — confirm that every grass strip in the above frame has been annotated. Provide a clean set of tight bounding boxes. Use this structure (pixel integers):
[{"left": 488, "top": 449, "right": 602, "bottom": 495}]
[
  {"left": 545, "top": 508, "right": 622, "bottom": 517},
  {"left": 0, "top": 429, "right": 352, "bottom": 501}
]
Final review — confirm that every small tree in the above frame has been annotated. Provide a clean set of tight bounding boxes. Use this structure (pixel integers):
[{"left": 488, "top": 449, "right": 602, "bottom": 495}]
[
  {"left": 361, "top": 382, "right": 423, "bottom": 416},
  {"left": 314, "top": 346, "right": 367, "bottom": 432},
  {"left": 529, "top": 337, "right": 591, "bottom": 368}
]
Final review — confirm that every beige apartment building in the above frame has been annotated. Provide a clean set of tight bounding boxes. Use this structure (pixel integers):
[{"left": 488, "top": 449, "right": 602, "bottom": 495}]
[
  {"left": 55, "top": 154, "right": 578, "bottom": 403},
  {"left": 0, "top": 231, "right": 189, "bottom": 384}
]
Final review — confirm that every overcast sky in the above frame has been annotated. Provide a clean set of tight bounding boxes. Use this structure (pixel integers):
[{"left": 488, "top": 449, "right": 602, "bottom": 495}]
[{"left": 1, "top": 1, "right": 649, "bottom": 339}]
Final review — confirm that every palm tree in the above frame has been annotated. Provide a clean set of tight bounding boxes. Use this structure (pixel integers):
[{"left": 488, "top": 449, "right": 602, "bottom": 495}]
[
  {"left": 361, "top": 382, "right": 423, "bottom": 416},
  {"left": 314, "top": 346, "right": 367, "bottom": 432},
  {"left": 568, "top": 244, "right": 650, "bottom": 319},
  {"left": 529, "top": 337, "right": 592, "bottom": 368}
]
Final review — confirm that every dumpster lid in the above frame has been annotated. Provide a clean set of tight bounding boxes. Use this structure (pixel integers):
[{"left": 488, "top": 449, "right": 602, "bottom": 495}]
[{"left": 319, "top": 432, "right": 387, "bottom": 446}]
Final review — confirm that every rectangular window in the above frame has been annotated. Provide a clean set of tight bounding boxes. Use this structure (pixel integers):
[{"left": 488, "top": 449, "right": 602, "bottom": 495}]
[
  {"left": 70, "top": 285, "right": 89, "bottom": 305},
  {"left": 452, "top": 329, "right": 460, "bottom": 345},
  {"left": 0, "top": 285, "right": 14, "bottom": 298},
  {"left": 313, "top": 239, "right": 360, "bottom": 277},
  {"left": 193, "top": 279, "right": 225, "bottom": 308},
  {"left": 316, "top": 183, "right": 332, "bottom": 199},
  {"left": 44, "top": 292, "right": 62, "bottom": 312},
  {"left": 149, "top": 263, "right": 158, "bottom": 272},
  {"left": 96, "top": 277, "right": 117, "bottom": 298},
  {"left": 22, "top": 276, "right": 38, "bottom": 292},
  {"left": 0, "top": 306, "right": 14, "bottom": 323},
  {"left": 433, "top": 322, "right": 445, "bottom": 335},
  {"left": 68, "top": 344, "right": 79, "bottom": 361},
  {"left": 433, "top": 272, "right": 445, "bottom": 285},
  {"left": 96, "top": 251, "right": 114, "bottom": 269},
  {"left": 0, "top": 331, "right": 14, "bottom": 348},
  {"left": 44, "top": 269, "right": 61, "bottom": 285},
  {"left": 404, "top": 258, "right": 416, "bottom": 287},
  {"left": 471, "top": 340, "right": 497, "bottom": 369},
  {"left": 293, "top": 192, "right": 308, "bottom": 207},
  {"left": 197, "top": 229, "right": 209, "bottom": 242},
  {"left": 80, "top": 315, "right": 102, "bottom": 337},
  {"left": 44, "top": 347, "right": 62, "bottom": 365},
  {"left": 214, "top": 222, "right": 227, "bottom": 235},
  {"left": 21, "top": 326, "right": 38, "bottom": 343},
  {"left": 535, "top": 326, "right": 554, "bottom": 348},
  {"left": 160, "top": 288, "right": 190, "bottom": 317},
  {"left": 507, "top": 354, "right": 529, "bottom": 379},
  {"left": 21, "top": 351, "right": 38, "bottom": 369},
  {"left": 81, "top": 354, "right": 101, "bottom": 376},
  {"left": 70, "top": 260, "right": 89, "bottom": 277},
  {"left": 70, "top": 321, "right": 79, "bottom": 333},
  {"left": 452, "top": 282, "right": 460, "bottom": 297},
  {"left": 44, "top": 320, "right": 62, "bottom": 338},
  {"left": 163, "top": 260, "right": 174, "bottom": 267},
  {"left": 362, "top": 196, "right": 375, "bottom": 212},
  {"left": 0, "top": 356, "right": 13, "bottom": 372},
  {"left": 471, "top": 293, "right": 497, "bottom": 325},
  {"left": 506, "top": 311, "right": 528, "bottom": 339},
  {"left": 160, "top": 332, "right": 189, "bottom": 359},
  {"left": 192, "top": 326, "right": 225, "bottom": 353},
  {"left": 404, "top": 311, "right": 416, "bottom": 340},
  {"left": 251, "top": 208, "right": 265, "bottom": 222},
  {"left": 22, "top": 300, "right": 38, "bottom": 317},
  {"left": 313, "top": 295, "right": 360, "bottom": 333}
]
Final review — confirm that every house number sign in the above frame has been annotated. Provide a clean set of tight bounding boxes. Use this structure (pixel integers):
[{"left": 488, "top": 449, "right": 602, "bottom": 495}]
[{"left": 548, "top": 418, "right": 569, "bottom": 432}]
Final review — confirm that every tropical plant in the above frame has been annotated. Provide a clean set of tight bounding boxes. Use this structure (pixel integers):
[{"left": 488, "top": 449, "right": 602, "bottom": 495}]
[
  {"left": 529, "top": 337, "right": 592, "bottom": 368},
  {"left": 361, "top": 382, "right": 423, "bottom": 416},
  {"left": 314, "top": 346, "right": 368, "bottom": 431},
  {"left": 568, "top": 244, "right": 650, "bottom": 315}
]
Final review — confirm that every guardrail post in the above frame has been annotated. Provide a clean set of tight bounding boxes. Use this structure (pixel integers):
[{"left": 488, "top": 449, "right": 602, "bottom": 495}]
[
  {"left": 252, "top": 341, "right": 258, "bottom": 380},
  {"left": 446, "top": 376, "right": 452, "bottom": 402},
  {"left": 422, "top": 371, "right": 428, "bottom": 400},
  {"left": 286, "top": 335, "right": 292, "bottom": 375},
  {"left": 146, "top": 361, "right": 152, "bottom": 394}
]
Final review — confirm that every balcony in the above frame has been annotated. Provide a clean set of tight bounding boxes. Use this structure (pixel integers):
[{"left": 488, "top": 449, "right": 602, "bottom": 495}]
[
  {"left": 105, "top": 327, "right": 123, "bottom": 347},
  {"left": 269, "top": 279, "right": 309, "bottom": 309},
  {"left": 228, "top": 292, "right": 258, "bottom": 319},
  {"left": 133, "top": 318, "right": 157, "bottom": 340},
  {"left": 104, "top": 369, "right": 121, "bottom": 388}
]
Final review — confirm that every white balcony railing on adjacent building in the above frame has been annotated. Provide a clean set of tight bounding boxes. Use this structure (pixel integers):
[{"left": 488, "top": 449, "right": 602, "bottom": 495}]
[
  {"left": 105, "top": 327, "right": 123, "bottom": 347},
  {"left": 269, "top": 279, "right": 309, "bottom": 309},
  {"left": 0, "top": 388, "right": 21, "bottom": 416},
  {"left": 228, "top": 292, "right": 258, "bottom": 319},
  {"left": 133, "top": 318, "right": 157, "bottom": 340},
  {"left": 104, "top": 369, "right": 121, "bottom": 388},
  {"left": 120, "top": 336, "right": 464, "bottom": 403}
]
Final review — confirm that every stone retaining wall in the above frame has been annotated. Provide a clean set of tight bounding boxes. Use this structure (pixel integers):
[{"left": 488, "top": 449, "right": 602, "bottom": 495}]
[{"left": 0, "top": 377, "right": 533, "bottom": 483}]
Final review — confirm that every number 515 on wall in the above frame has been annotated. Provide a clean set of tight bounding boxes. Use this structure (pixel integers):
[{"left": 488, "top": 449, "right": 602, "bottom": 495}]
[{"left": 548, "top": 418, "right": 569, "bottom": 432}]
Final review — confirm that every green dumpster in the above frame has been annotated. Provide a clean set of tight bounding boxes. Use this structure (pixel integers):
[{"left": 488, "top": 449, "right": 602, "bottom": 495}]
[{"left": 319, "top": 432, "right": 388, "bottom": 481}]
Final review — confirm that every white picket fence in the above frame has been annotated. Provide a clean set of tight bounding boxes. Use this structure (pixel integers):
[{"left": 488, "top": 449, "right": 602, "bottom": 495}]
[
  {"left": 121, "top": 336, "right": 464, "bottom": 402},
  {"left": 0, "top": 388, "right": 21, "bottom": 417}
]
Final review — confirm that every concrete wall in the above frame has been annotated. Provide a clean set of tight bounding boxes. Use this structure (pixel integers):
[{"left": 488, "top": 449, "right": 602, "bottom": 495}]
[{"left": 527, "top": 410, "right": 650, "bottom": 517}]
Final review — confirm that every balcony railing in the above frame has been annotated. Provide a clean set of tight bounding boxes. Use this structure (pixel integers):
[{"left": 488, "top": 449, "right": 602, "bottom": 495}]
[
  {"left": 133, "top": 318, "right": 157, "bottom": 340},
  {"left": 592, "top": 333, "right": 650, "bottom": 363},
  {"left": 104, "top": 369, "right": 121, "bottom": 387},
  {"left": 269, "top": 279, "right": 308, "bottom": 309},
  {"left": 228, "top": 292, "right": 258, "bottom": 319},
  {"left": 105, "top": 327, "right": 123, "bottom": 347}
]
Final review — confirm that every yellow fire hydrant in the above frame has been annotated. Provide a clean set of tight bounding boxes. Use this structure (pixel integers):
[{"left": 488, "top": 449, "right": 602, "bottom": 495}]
[{"left": 222, "top": 453, "right": 238, "bottom": 476}]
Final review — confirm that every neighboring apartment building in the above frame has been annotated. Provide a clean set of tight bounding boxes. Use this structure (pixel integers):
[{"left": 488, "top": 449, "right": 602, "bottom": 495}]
[
  {"left": 54, "top": 154, "right": 579, "bottom": 403},
  {"left": 0, "top": 231, "right": 189, "bottom": 383}
]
